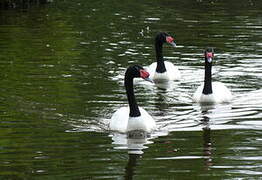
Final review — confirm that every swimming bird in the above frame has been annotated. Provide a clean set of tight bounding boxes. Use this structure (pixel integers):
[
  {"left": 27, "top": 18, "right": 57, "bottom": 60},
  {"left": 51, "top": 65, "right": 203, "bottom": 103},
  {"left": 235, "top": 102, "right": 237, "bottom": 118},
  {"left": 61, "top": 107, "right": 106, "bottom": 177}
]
[
  {"left": 110, "top": 65, "right": 156, "bottom": 134},
  {"left": 193, "top": 48, "right": 232, "bottom": 104},
  {"left": 147, "top": 32, "right": 181, "bottom": 82}
]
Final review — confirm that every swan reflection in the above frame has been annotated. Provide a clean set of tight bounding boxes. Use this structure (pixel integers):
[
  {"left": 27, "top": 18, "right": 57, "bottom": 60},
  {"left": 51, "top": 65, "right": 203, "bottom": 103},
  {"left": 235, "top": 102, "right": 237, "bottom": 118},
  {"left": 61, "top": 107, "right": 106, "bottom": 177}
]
[
  {"left": 201, "top": 115, "right": 213, "bottom": 170},
  {"left": 125, "top": 153, "right": 141, "bottom": 180},
  {"left": 110, "top": 132, "right": 153, "bottom": 155},
  {"left": 109, "top": 132, "right": 149, "bottom": 180}
]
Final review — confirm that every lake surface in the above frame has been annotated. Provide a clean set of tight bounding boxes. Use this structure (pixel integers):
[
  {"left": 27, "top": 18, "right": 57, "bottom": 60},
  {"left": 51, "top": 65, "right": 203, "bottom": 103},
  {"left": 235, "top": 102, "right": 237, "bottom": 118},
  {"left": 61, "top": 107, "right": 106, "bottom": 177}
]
[{"left": 0, "top": 0, "right": 261, "bottom": 179}]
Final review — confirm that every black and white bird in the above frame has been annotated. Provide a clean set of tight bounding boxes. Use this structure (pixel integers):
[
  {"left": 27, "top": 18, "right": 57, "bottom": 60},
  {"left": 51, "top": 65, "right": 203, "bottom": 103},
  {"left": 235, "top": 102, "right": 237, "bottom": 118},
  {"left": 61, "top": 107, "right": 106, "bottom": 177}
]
[
  {"left": 110, "top": 65, "right": 156, "bottom": 133},
  {"left": 193, "top": 48, "right": 232, "bottom": 104},
  {"left": 146, "top": 32, "right": 181, "bottom": 82}
]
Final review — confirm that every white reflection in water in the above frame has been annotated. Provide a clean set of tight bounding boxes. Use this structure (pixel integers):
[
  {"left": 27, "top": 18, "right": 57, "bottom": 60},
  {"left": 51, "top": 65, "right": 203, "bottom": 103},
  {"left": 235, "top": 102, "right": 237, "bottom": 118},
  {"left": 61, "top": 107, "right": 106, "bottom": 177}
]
[{"left": 109, "top": 132, "right": 155, "bottom": 155}]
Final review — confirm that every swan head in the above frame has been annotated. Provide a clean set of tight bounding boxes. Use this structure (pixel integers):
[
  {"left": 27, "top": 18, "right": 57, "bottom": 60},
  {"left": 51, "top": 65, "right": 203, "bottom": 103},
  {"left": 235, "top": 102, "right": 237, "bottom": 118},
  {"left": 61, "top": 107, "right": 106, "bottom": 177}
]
[
  {"left": 204, "top": 48, "right": 214, "bottom": 63},
  {"left": 127, "top": 65, "right": 153, "bottom": 82},
  {"left": 155, "top": 32, "right": 176, "bottom": 47}
]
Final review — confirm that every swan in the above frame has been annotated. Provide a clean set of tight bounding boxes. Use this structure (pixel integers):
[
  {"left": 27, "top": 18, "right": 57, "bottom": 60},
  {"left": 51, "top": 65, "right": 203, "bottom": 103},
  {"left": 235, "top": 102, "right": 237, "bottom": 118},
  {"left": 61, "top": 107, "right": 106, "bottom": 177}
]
[
  {"left": 110, "top": 65, "right": 156, "bottom": 134},
  {"left": 193, "top": 48, "right": 232, "bottom": 104},
  {"left": 146, "top": 32, "right": 181, "bottom": 82}
]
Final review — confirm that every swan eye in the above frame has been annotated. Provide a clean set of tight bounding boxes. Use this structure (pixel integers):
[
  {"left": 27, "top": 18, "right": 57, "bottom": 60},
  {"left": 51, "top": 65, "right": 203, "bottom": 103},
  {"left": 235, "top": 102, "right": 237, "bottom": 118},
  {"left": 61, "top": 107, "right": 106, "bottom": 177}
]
[{"left": 139, "top": 69, "right": 150, "bottom": 79}]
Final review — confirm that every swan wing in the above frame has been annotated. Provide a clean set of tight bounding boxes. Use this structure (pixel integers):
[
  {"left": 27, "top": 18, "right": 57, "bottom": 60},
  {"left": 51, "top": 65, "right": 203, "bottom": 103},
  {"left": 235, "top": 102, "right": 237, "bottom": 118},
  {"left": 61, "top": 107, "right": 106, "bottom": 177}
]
[
  {"left": 193, "top": 82, "right": 232, "bottom": 103},
  {"left": 109, "top": 107, "right": 129, "bottom": 133},
  {"left": 146, "top": 61, "right": 180, "bottom": 81},
  {"left": 212, "top": 82, "right": 232, "bottom": 103},
  {"left": 146, "top": 62, "right": 157, "bottom": 79},
  {"left": 193, "top": 84, "right": 204, "bottom": 102},
  {"left": 164, "top": 61, "right": 181, "bottom": 80}
]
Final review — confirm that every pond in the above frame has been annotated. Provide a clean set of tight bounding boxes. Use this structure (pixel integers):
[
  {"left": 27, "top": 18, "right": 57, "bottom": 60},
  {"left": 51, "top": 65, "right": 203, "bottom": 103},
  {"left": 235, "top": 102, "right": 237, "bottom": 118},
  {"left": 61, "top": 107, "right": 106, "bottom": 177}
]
[{"left": 0, "top": 0, "right": 261, "bottom": 179}]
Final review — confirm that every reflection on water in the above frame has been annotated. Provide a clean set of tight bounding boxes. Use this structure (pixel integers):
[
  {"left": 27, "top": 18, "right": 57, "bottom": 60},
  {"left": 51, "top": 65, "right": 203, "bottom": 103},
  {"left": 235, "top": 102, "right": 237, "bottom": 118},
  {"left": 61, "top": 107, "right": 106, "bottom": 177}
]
[
  {"left": 201, "top": 115, "right": 213, "bottom": 170},
  {"left": 203, "top": 126, "right": 213, "bottom": 170},
  {"left": 125, "top": 153, "right": 141, "bottom": 180},
  {"left": 110, "top": 133, "right": 154, "bottom": 155}
]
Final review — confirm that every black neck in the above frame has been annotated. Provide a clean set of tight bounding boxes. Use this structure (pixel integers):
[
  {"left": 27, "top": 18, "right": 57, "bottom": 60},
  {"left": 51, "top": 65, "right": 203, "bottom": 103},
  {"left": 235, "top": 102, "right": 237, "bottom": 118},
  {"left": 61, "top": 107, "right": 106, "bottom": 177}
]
[
  {"left": 124, "top": 71, "right": 141, "bottom": 117},
  {"left": 202, "top": 59, "right": 213, "bottom": 95},
  {"left": 155, "top": 40, "right": 166, "bottom": 73}
]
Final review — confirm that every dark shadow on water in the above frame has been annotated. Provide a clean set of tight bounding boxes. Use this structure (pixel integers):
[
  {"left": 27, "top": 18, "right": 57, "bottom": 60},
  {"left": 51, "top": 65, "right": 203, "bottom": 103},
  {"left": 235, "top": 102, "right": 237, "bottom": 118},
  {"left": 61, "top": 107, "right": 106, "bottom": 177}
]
[
  {"left": 200, "top": 104, "right": 216, "bottom": 113},
  {"left": 201, "top": 115, "right": 213, "bottom": 170},
  {"left": 124, "top": 153, "right": 141, "bottom": 180},
  {"left": 110, "top": 132, "right": 152, "bottom": 179},
  {"left": 153, "top": 91, "right": 170, "bottom": 117}
]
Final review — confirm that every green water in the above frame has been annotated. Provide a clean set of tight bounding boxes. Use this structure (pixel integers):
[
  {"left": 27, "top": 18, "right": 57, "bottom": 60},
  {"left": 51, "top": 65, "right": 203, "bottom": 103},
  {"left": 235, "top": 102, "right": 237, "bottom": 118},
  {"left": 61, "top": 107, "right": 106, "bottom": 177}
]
[{"left": 0, "top": 0, "right": 262, "bottom": 179}]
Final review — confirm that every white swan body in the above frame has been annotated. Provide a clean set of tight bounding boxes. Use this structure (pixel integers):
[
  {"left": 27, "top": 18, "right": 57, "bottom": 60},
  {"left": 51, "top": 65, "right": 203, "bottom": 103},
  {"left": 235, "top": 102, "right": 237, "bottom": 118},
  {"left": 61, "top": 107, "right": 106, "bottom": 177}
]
[
  {"left": 193, "top": 48, "right": 232, "bottom": 104},
  {"left": 147, "top": 32, "right": 180, "bottom": 83},
  {"left": 193, "top": 82, "right": 232, "bottom": 104},
  {"left": 147, "top": 61, "right": 181, "bottom": 82},
  {"left": 109, "top": 65, "right": 156, "bottom": 134},
  {"left": 110, "top": 106, "right": 156, "bottom": 133}
]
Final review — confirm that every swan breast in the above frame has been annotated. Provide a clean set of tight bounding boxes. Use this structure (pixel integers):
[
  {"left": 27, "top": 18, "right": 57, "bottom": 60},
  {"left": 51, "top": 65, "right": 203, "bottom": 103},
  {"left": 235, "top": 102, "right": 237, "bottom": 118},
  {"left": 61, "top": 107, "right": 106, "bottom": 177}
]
[
  {"left": 147, "top": 61, "right": 180, "bottom": 81},
  {"left": 193, "top": 82, "right": 232, "bottom": 103}
]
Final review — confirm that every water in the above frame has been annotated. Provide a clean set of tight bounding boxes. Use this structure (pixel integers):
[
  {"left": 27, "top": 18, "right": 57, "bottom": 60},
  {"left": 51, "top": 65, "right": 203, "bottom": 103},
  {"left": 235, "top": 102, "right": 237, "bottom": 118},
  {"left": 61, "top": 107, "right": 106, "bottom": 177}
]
[{"left": 0, "top": 0, "right": 261, "bottom": 179}]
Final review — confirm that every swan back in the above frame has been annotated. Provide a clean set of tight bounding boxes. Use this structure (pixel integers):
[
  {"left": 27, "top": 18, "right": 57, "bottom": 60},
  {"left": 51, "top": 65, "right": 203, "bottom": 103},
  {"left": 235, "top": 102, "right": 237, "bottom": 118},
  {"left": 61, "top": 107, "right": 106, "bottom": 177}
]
[
  {"left": 193, "top": 82, "right": 232, "bottom": 104},
  {"left": 110, "top": 107, "right": 129, "bottom": 133},
  {"left": 147, "top": 61, "right": 180, "bottom": 82},
  {"left": 110, "top": 107, "right": 156, "bottom": 133}
]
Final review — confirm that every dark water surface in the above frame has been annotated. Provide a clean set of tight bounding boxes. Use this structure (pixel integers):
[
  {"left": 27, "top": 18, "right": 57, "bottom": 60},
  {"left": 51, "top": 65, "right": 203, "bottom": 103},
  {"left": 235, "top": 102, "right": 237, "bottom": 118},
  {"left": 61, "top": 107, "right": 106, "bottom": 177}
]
[{"left": 0, "top": 0, "right": 262, "bottom": 179}]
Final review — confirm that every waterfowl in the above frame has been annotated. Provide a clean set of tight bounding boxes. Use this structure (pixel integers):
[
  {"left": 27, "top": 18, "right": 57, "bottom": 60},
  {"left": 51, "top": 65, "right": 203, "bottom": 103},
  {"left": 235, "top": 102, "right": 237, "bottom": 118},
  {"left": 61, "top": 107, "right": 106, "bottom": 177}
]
[
  {"left": 193, "top": 48, "right": 232, "bottom": 104},
  {"left": 110, "top": 65, "right": 156, "bottom": 133},
  {"left": 147, "top": 32, "right": 181, "bottom": 82}
]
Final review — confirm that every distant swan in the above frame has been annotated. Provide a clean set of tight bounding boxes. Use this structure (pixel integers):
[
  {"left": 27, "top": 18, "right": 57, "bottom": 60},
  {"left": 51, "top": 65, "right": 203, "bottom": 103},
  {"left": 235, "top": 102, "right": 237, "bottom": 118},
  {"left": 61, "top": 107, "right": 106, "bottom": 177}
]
[
  {"left": 110, "top": 65, "right": 156, "bottom": 134},
  {"left": 147, "top": 32, "right": 181, "bottom": 82},
  {"left": 193, "top": 48, "right": 232, "bottom": 104}
]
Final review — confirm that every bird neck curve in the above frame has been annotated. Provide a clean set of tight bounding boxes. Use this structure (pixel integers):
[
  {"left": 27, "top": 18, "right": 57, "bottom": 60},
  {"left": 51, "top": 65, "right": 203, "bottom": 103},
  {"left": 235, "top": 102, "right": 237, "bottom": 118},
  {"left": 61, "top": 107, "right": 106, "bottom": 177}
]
[
  {"left": 203, "top": 59, "right": 213, "bottom": 95},
  {"left": 124, "top": 70, "right": 141, "bottom": 117},
  {"left": 155, "top": 39, "right": 167, "bottom": 73}
]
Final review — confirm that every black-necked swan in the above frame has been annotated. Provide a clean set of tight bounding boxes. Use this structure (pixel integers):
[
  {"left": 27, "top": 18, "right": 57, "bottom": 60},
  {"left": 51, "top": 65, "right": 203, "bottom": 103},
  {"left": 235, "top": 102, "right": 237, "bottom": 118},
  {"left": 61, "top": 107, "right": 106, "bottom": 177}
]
[
  {"left": 146, "top": 32, "right": 181, "bottom": 82},
  {"left": 110, "top": 65, "right": 156, "bottom": 134},
  {"left": 193, "top": 48, "right": 232, "bottom": 104}
]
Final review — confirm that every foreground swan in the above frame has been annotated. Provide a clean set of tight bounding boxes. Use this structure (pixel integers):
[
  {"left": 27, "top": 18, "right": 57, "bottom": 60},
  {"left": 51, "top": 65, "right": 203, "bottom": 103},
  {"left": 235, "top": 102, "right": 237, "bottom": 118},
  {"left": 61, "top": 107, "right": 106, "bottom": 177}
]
[
  {"left": 110, "top": 65, "right": 156, "bottom": 134},
  {"left": 147, "top": 32, "right": 181, "bottom": 82},
  {"left": 193, "top": 48, "right": 232, "bottom": 104}
]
